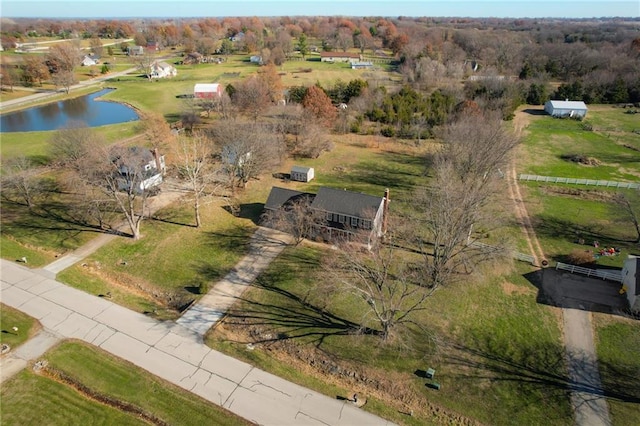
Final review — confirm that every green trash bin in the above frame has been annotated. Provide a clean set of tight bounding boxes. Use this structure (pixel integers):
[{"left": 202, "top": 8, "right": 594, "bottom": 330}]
[{"left": 425, "top": 368, "right": 435, "bottom": 379}]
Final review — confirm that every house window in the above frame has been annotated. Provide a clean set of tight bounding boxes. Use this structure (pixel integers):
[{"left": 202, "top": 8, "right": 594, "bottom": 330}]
[
  {"left": 359, "top": 219, "right": 371, "bottom": 230},
  {"left": 326, "top": 212, "right": 332, "bottom": 221},
  {"left": 338, "top": 215, "right": 346, "bottom": 224},
  {"left": 351, "top": 217, "right": 358, "bottom": 227}
]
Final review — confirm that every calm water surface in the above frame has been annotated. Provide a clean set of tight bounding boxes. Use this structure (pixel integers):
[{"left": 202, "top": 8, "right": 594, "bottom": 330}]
[{"left": 0, "top": 89, "right": 139, "bottom": 133}]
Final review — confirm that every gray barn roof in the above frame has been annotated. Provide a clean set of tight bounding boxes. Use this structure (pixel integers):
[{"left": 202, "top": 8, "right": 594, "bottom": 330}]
[
  {"left": 291, "top": 166, "right": 313, "bottom": 174},
  {"left": 311, "top": 187, "right": 383, "bottom": 218},
  {"left": 547, "top": 100, "right": 588, "bottom": 110}
]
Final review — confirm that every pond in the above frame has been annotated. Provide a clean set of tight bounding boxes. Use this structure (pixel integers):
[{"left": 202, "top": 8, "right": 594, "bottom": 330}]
[{"left": 0, "top": 88, "right": 139, "bottom": 133}]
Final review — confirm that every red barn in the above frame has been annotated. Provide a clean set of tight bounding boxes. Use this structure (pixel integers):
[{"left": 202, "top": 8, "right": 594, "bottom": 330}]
[{"left": 194, "top": 83, "right": 223, "bottom": 99}]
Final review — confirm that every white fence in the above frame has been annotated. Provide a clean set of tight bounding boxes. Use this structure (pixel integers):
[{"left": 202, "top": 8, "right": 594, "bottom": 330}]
[
  {"left": 519, "top": 174, "right": 639, "bottom": 189},
  {"left": 470, "top": 241, "right": 536, "bottom": 265},
  {"left": 556, "top": 262, "right": 623, "bottom": 283}
]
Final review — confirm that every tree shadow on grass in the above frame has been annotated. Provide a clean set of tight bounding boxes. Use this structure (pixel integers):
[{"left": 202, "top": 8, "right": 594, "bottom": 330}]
[
  {"left": 345, "top": 152, "right": 424, "bottom": 194},
  {"left": 447, "top": 338, "right": 640, "bottom": 409},
  {"left": 201, "top": 224, "right": 254, "bottom": 255},
  {"left": 217, "top": 249, "right": 382, "bottom": 349},
  {"left": 223, "top": 278, "right": 381, "bottom": 349}
]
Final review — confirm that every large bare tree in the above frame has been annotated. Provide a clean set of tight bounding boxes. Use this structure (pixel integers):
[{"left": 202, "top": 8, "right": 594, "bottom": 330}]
[
  {"left": 613, "top": 189, "right": 640, "bottom": 243},
  {"left": 212, "top": 120, "right": 284, "bottom": 194},
  {"left": 0, "top": 156, "right": 44, "bottom": 211},
  {"left": 324, "top": 234, "right": 435, "bottom": 341},
  {"left": 175, "top": 131, "right": 220, "bottom": 227},
  {"left": 415, "top": 112, "right": 519, "bottom": 288},
  {"left": 261, "top": 194, "right": 324, "bottom": 246},
  {"left": 73, "top": 143, "right": 157, "bottom": 240},
  {"left": 48, "top": 121, "right": 101, "bottom": 167}
]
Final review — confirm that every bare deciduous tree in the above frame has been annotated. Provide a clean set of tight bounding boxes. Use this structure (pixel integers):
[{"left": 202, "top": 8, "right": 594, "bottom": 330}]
[
  {"left": 74, "top": 144, "right": 157, "bottom": 240},
  {"left": 89, "top": 37, "right": 104, "bottom": 57},
  {"left": 139, "top": 112, "right": 174, "bottom": 153},
  {"left": 232, "top": 75, "right": 271, "bottom": 121},
  {"left": 212, "top": 120, "right": 284, "bottom": 194},
  {"left": 415, "top": 112, "right": 519, "bottom": 288},
  {"left": 261, "top": 194, "right": 324, "bottom": 245},
  {"left": 175, "top": 131, "right": 220, "bottom": 227},
  {"left": 1, "top": 156, "right": 44, "bottom": 210},
  {"left": 47, "top": 42, "right": 81, "bottom": 74},
  {"left": 325, "top": 236, "right": 434, "bottom": 341},
  {"left": 49, "top": 121, "right": 102, "bottom": 168},
  {"left": 613, "top": 189, "right": 640, "bottom": 243},
  {"left": 135, "top": 50, "right": 157, "bottom": 80}
]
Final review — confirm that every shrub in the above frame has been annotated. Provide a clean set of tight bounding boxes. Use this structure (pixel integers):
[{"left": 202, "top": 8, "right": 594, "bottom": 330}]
[
  {"left": 567, "top": 249, "right": 595, "bottom": 265},
  {"left": 198, "top": 282, "right": 210, "bottom": 295}
]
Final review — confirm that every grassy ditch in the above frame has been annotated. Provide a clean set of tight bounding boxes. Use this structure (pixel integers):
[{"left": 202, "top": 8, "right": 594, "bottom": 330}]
[{"left": 0, "top": 340, "right": 249, "bottom": 426}]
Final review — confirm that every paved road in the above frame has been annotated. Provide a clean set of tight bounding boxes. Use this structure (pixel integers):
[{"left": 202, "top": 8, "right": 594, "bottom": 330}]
[{"left": 0, "top": 259, "right": 393, "bottom": 425}]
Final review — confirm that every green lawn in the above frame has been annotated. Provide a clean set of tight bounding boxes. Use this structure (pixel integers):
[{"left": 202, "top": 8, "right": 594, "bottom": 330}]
[
  {"left": 206, "top": 247, "right": 571, "bottom": 425},
  {"left": 57, "top": 200, "right": 255, "bottom": 320},
  {"left": 0, "top": 304, "right": 40, "bottom": 348},
  {"left": 0, "top": 340, "right": 249, "bottom": 426},
  {"left": 519, "top": 107, "right": 640, "bottom": 181},
  {"left": 515, "top": 105, "right": 640, "bottom": 268},
  {"left": 522, "top": 184, "right": 637, "bottom": 268},
  {"left": 594, "top": 315, "right": 640, "bottom": 426}
]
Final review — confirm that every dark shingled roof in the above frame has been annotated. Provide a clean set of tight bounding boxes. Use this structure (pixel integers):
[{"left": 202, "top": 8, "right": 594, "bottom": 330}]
[
  {"left": 264, "top": 187, "right": 312, "bottom": 210},
  {"left": 311, "top": 187, "right": 383, "bottom": 218}
]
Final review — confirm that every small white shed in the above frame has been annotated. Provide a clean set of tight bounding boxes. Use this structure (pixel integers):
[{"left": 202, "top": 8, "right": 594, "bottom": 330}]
[
  {"left": 291, "top": 166, "right": 314, "bottom": 182},
  {"left": 544, "top": 100, "right": 588, "bottom": 118}
]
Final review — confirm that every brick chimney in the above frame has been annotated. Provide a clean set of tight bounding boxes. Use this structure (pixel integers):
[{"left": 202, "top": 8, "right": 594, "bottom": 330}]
[{"left": 382, "top": 188, "right": 390, "bottom": 235}]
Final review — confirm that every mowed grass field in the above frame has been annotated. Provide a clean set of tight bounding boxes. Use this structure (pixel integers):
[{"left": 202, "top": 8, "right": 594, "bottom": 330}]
[
  {"left": 593, "top": 314, "right": 640, "bottom": 426},
  {"left": 514, "top": 105, "right": 640, "bottom": 268},
  {"left": 0, "top": 340, "right": 250, "bottom": 426},
  {"left": 0, "top": 304, "right": 40, "bottom": 348},
  {"left": 517, "top": 105, "right": 640, "bottom": 181},
  {"left": 206, "top": 247, "right": 571, "bottom": 425}
]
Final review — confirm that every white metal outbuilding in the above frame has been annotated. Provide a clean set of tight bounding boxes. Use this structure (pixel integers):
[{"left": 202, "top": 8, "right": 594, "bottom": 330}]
[{"left": 544, "top": 100, "right": 588, "bottom": 118}]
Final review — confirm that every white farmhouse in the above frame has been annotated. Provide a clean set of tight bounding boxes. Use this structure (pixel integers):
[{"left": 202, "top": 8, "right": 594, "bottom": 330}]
[{"left": 150, "top": 61, "right": 177, "bottom": 79}]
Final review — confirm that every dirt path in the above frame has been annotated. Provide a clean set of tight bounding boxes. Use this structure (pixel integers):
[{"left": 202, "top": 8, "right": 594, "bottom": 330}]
[{"left": 507, "top": 116, "right": 611, "bottom": 426}]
